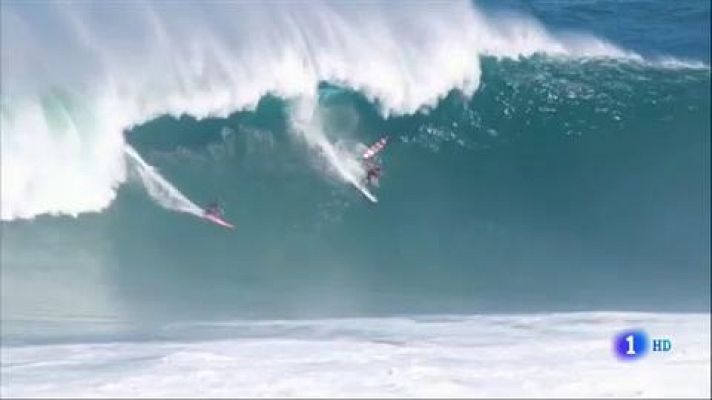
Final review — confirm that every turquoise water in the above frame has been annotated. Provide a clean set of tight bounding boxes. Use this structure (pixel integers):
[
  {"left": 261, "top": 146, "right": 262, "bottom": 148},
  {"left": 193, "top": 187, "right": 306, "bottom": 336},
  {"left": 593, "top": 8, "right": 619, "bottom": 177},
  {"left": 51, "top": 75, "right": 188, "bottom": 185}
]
[{"left": 1, "top": 1, "right": 710, "bottom": 344}]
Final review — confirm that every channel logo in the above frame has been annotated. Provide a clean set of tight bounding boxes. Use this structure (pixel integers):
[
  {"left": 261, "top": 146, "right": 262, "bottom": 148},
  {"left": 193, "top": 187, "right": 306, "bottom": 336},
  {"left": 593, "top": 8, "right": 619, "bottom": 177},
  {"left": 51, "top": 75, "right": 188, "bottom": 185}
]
[{"left": 613, "top": 329, "right": 672, "bottom": 361}]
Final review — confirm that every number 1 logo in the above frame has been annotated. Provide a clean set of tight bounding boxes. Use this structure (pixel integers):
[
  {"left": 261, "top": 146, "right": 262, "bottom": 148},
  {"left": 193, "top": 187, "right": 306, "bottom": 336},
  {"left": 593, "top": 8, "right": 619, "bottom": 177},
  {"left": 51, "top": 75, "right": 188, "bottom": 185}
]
[
  {"left": 625, "top": 335, "right": 635, "bottom": 355},
  {"left": 614, "top": 330, "right": 648, "bottom": 360}
]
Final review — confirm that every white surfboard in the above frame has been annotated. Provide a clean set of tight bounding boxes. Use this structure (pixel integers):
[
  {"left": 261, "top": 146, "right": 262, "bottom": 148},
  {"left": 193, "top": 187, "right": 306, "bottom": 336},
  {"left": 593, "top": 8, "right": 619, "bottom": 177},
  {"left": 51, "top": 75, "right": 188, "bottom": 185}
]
[{"left": 353, "top": 182, "right": 377, "bottom": 203}]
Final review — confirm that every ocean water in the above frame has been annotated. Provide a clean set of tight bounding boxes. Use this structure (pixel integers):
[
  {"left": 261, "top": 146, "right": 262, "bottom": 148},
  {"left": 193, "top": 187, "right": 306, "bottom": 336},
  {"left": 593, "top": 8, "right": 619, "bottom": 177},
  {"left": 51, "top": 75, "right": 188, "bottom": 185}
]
[{"left": 1, "top": 0, "right": 710, "bottom": 397}]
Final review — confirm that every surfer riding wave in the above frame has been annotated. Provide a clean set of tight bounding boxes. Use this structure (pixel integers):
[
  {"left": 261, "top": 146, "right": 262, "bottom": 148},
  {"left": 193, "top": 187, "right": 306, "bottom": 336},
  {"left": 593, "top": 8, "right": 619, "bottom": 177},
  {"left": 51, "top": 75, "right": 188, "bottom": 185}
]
[
  {"left": 203, "top": 200, "right": 235, "bottom": 229},
  {"left": 361, "top": 136, "right": 388, "bottom": 188}
]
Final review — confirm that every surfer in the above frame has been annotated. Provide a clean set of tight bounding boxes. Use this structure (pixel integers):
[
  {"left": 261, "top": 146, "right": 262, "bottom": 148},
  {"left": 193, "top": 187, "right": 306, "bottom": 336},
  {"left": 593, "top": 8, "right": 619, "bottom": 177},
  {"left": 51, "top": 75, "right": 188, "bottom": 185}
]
[
  {"left": 361, "top": 136, "right": 388, "bottom": 188},
  {"left": 204, "top": 201, "right": 224, "bottom": 219},
  {"left": 364, "top": 160, "right": 382, "bottom": 187},
  {"left": 202, "top": 200, "right": 235, "bottom": 229}
]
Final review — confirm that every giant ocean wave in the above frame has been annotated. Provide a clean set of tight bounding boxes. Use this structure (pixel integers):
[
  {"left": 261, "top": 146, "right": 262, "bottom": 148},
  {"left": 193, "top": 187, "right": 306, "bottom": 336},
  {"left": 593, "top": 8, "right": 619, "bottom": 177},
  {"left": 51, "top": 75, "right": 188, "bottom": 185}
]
[
  {"left": 1, "top": 2, "right": 710, "bottom": 396},
  {"left": 0, "top": 0, "right": 709, "bottom": 335},
  {"left": 3, "top": 0, "right": 700, "bottom": 221}
]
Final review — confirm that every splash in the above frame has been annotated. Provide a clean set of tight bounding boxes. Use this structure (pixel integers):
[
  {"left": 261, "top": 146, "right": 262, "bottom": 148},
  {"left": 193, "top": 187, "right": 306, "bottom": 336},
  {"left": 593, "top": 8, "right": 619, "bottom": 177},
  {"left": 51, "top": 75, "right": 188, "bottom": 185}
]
[{"left": 124, "top": 146, "right": 202, "bottom": 216}]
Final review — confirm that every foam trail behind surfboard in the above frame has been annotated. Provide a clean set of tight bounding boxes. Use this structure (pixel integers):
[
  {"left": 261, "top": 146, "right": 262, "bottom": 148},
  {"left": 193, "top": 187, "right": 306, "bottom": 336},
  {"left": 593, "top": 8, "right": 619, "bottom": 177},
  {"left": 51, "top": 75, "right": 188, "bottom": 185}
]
[
  {"left": 124, "top": 146, "right": 204, "bottom": 216},
  {"left": 289, "top": 98, "right": 377, "bottom": 203}
]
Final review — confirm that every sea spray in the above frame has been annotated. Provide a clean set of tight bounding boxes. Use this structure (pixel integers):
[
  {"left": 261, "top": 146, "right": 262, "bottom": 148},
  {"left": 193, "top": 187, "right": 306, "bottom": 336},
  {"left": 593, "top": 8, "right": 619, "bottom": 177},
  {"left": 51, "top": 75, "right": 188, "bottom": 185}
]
[{"left": 124, "top": 145, "right": 203, "bottom": 216}]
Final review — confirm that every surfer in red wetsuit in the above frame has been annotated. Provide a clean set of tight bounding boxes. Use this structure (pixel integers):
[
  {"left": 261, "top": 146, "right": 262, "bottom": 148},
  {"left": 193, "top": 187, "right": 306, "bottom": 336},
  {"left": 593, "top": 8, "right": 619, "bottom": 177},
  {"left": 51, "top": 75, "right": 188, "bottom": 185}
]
[
  {"left": 364, "top": 160, "right": 382, "bottom": 187},
  {"left": 361, "top": 137, "right": 388, "bottom": 188},
  {"left": 202, "top": 200, "right": 235, "bottom": 229},
  {"left": 204, "top": 201, "right": 224, "bottom": 219}
]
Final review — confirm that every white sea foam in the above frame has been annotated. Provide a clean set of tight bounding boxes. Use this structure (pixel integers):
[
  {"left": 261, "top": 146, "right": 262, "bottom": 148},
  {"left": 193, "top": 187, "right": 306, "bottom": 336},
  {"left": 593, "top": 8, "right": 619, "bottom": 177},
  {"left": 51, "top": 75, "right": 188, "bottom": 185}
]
[
  {"left": 124, "top": 146, "right": 203, "bottom": 216},
  {"left": 0, "top": 1, "right": 696, "bottom": 220},
  {"left": 1, "top": 312, "right": 709, "bottom": 398}
]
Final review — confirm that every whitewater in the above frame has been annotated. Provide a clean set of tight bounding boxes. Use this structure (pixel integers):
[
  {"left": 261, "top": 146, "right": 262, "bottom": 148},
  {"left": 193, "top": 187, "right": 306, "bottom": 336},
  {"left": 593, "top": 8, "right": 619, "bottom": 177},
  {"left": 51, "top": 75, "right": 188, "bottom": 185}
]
[
  {"left": 1, "top": 0, "right": 650, "bottom": 220},
  {"left": 2, "top": 313, "right": 710, "bottom": 398}
]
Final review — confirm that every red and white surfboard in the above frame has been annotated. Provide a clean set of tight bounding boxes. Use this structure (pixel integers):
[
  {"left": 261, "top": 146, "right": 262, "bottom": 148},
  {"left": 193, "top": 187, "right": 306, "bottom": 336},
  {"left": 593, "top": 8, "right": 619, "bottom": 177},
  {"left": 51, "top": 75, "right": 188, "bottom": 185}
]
[
  {"left": 203, "top": 213, "right": 235, "bottom": 229},
  {"left": 362, "top": 137, "right": 388, "bottom": 160}
]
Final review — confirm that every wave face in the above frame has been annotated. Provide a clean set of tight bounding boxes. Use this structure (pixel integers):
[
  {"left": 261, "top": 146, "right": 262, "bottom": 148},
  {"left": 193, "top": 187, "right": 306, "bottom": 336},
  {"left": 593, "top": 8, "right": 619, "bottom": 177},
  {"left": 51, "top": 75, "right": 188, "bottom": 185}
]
[{"left": 1, "top": 1, "right": 710, "bottom": 342}]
